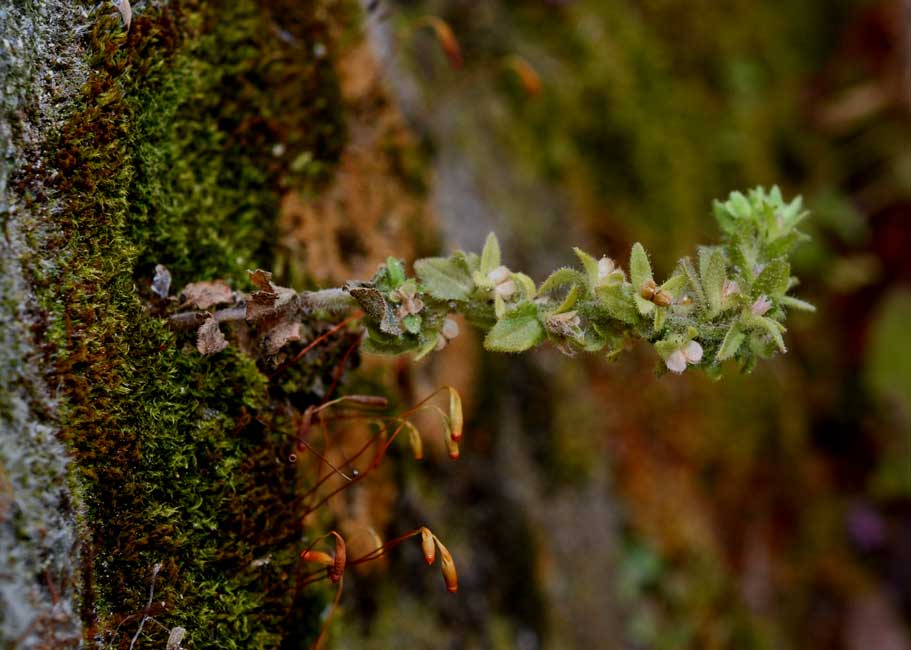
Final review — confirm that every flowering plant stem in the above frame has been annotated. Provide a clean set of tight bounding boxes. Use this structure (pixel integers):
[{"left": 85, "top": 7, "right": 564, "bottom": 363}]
[{"left": 167, "top": 186, "right": 813, "bottom": 376}]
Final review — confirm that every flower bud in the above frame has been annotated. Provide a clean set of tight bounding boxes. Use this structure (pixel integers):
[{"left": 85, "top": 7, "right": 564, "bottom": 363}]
[
  {"left": 722, "top": 279, "right": 740, "bottom": 299},
  {"left": 493, "top": 279, "right": 517, "bottom": 299},
  {"left": 420, "top": 527, "right": 436, "bottom": 565},
  {"left": 751, "top": 295, "right": 772, "bottom": 316},
  {"left": 487, "top": 265, "right": 511, "bottom": 285},
  {"left": 597, "top": 256, "right": 616, "bottom": 279}
]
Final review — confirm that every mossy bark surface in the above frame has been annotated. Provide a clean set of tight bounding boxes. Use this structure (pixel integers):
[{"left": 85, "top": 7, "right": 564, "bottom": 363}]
[{"left": 2, "top": 1, "right": 360, "bottom": 647}]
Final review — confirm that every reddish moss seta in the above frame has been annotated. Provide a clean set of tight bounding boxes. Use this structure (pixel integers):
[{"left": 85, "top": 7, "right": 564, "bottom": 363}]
[
  {"left": 447, "top": 386, "right": 463, "bottom": 442},
  {"left": 446, "top": 438, "right": 460, "bottom": 460},
  {"left": 329, "top": 531, "right": 346, "bottom": 583},
  {"left": 420, "top": 527, "right": 436, "bottom": 565},
  {"left": 437, "top": 542, "right": 458, "bottom": 593},
  {"left": 301, "top": 550, "right": 334, "bottom": 566}
]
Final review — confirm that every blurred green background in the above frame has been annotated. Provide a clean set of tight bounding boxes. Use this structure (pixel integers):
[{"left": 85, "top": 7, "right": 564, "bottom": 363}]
[{"left": 330, "top": 0, "right": 911, "bottom": 648}]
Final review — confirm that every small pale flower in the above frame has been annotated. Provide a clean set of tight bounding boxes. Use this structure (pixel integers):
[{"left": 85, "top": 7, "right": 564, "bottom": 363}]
[
  {"left": 665, "top": 340, "right": 703, "bottom": 374},
  {"left": 665, "top": 350, "right": 687, "bottom": 374},
  {"left": 722, "top": 279, "right": 740, "bottom": 299},
  {"left": 493, "top": 279, "right": 516, "bottom": 298},
  {"left": 683, "top": 340, "right": 703, "bottom": 363},
  {"left": 487, "top": 265, "right": 511, "bottom": 285},
  {"left": 488, "top": 265, "right": 517, "bottom": 299},
  {"left": 434, "top": 318, "right": 461, "bottom": 351},
  {"left": 751, "top": 295, "right": 772, "bottom": 316},
  {"left": 441, "top": 318, "right": 460, "bottom": 340},
  {"left": 597, "top": 256, "right": 616, "bottom": 279},
  {"left": 393, "top": 287, "right": 424, "bottom": 319}
]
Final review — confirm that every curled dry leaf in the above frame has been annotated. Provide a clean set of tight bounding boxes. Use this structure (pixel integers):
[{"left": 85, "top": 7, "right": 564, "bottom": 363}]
[
  {"left": 246, "top": 286, "right": 297, "bottom": 321},
  {"left": 166, "top": 627, "right": 186, "bottom": 650},
  {"left": 248, "top": 269, "right": 275, "bottom": 294},
  {"left": 262, "top": 318, "right": 302, "bottom": 355},
  {"left": 180, "top": 280, "right": 234, "bottom": 310},
  {"left": 152, "top": 264, "right": 172, "bottom": 298},
  {"left": 116, "top": 0, "right": 132, "bottom": 31},
  {"left": 245, "top": 270, "right": 299, "bottom": 321},
  {"left": 197, "top": 315, "right": 228, "bottom": 355},
  {"left": 246, "top": 291, "right": 278, "bottom": 320}
]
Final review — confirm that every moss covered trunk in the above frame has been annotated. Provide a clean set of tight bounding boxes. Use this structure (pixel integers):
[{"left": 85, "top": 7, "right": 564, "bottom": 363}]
[{"left": 1, "top": 1, "right": 366, "bottom": 647}]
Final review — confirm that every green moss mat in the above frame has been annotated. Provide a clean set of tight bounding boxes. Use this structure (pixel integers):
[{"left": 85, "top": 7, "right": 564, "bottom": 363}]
[{"left": 22, "top": 1, "right": 356, "bottom": 646}]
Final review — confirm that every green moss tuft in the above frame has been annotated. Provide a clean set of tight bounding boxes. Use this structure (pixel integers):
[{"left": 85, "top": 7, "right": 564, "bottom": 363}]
[{"left": 25, "top": 0, "right": 356, "bottom": 646}]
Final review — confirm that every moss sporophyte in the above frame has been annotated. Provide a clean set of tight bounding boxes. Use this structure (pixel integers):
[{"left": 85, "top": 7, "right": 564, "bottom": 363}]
[{"left": 163, "top": 186, "right": 814, "bottom": 377}]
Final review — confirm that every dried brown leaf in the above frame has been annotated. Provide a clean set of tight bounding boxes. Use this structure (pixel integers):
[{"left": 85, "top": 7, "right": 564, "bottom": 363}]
[
  {"left": 246, "top": 286, "right": 297, "bottom": 321},
  {"left": 152, "top": 264, "right": 172, "bottom": 298},
  {"left": 248, "top": 269, "right": 275, "bottom": 294},
  {"left": 166, "top": 627, "right": 186, "bottom": 650},
  {"left": 263, "top": 318, "right": 302, "bottom": 355},
  {"left": 117, "top": 0, "right": 132, "bottom": 31},
  {"left": 180, "top": 280, "right": 234, "bottom": 310},
  {"left": 197, "top": 316, "right": 228, "bottom": 355},
  {"left": 246, "top": 291, "right": 278, "bottom": 321}
]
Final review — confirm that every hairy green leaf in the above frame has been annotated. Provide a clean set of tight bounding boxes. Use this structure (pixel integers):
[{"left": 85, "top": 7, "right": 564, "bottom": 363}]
[
  {"left": 595, "top": 285, "right": 639, "bottom": 325},
  {"left": 414, "top": 257, "right": 474, "bottom": 301},
  {"left": 629, "top": 242, "right": 653, "bottom": 290},
  {"left": 539, "top": 267, "right": 587, "bottom": 295},
  {"left": 573, "top": 247, "right": 600, "bottom": 285},
  {"left": 479, "top": 232, "right": 501, "bottom": 275},
  {"left": 780, "top": 295, "right": 816, "bottom": 312},
  {"left": 513, "top": 272, "right": 537, "bottom": 299},
  {"left": 660, "top": 273, "right": 688, "bottom": 297},
  {"left": 753, "top": 258, "right": 790, "bottom": 298},
  {"left": 555, "top": 284, "right": 581, "bottom": 313},
  {"left": 699, "top": 247, "right": 727, "bottom": 318},
  {"left": 484, "top": 304, "right": 545, "bottom": 352},
  {"left": 716, "top": 323, "right": 745, "bottom": 361}
]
